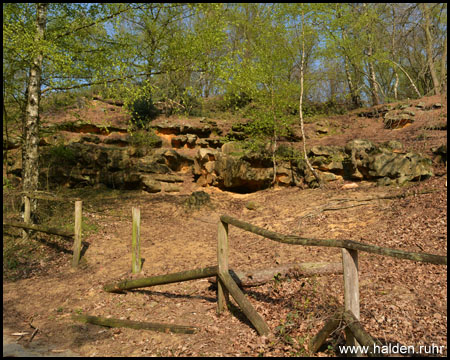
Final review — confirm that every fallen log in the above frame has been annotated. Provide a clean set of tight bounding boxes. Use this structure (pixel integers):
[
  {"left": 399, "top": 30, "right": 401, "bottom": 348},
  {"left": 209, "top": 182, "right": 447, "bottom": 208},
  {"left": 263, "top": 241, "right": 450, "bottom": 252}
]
[
  {"left": 103, "top": 266, "right": 218, "bottom": 293},
  {"left": 3, "top": 221, "right": 74, "bottom": 238},
  {"left": 218, "top": 271, "right": 270, "bottom": 336},
  {"left": 72, "top": 314, "right": 198, "bottom": 334},
  {"left": 209, "top": 262, "right": 343, "bottom": 287}
]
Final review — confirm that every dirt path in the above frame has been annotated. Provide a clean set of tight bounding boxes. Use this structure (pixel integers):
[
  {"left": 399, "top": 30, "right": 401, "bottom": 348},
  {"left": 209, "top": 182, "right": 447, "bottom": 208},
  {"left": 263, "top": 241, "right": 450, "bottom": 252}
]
[{"left": 3, "top": 175, "right": 447, "bottom": 356}]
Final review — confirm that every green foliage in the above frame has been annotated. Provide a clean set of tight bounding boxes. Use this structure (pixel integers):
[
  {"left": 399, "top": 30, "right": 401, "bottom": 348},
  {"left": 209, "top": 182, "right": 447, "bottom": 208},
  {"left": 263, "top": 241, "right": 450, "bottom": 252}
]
[
  {"left": 4, "top": 3, "right": 446, "bottom": 149},
  {"left": 41, "top": 88, "right": 94, "bottom": 114},
  {"left": 3, "top": 236, "right": 39, "bottom": 277},
  {"left": 276, "top": 310, "right": 300, "bottom": 346},
  {"left": 222, "top": 92, "right": 252, "bottom": 112},
  {"left": 129, "top": 95, "right": 160, "bottom": 129},
  {"left": 177, "top": 88, "right": 203, "bottom": 117},
  {"left": 184, "top": 191, "right": 211, "bottom": 210}
]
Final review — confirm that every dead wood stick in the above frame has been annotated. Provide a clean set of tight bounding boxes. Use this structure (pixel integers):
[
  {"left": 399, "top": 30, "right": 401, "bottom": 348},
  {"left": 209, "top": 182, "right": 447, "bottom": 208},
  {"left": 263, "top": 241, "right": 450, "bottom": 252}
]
[
  {"left": 334, "top": 189, "right": 439, "bottom": 203},
  {"left": 72, "top": 314, "right": 198, "bottom": 334},
  {"left": 92, "top": 96, "right": 124, "bottom": 106},
  {"left": 20, "top": 191, "right": 80, "bottom": 202},
  {"left": 28, "top": 328, "right": 39, "bottom": 343},
  {"left": 321, "top": 202, "right": 372, "bottom": 212},
  {"left": 209, "top": 262, "right": 343, "bottom": 287},
  {"left": 299, "top": 201, "right": 372, "bottom": 220}
]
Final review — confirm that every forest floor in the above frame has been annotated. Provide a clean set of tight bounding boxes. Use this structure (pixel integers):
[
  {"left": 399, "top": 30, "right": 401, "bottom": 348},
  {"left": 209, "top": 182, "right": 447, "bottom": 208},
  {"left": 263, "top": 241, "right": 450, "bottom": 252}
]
[{"left": 3, "top": 95, "right": 447, "bottom": 357}]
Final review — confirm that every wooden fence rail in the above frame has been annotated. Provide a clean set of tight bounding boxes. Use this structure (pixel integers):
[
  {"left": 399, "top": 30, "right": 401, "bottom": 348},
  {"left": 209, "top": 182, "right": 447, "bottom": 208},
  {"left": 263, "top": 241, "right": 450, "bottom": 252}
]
[
  {"left": 3, "top": 192, "right": 83, "bottom": 268},
  {"left": 3, "top": 221, "right": 74, "bottom": 238},
  {"left": 218, "top": 214, "right": 447, "bottom": 351},
  {"left": 220, "top": 215, "right": 447, "bottom": 265},
  {"left": 104, "top": 266, "right": 219, "bottom": 293},
  {"left": 4, "top": 190, "right": 81, "bottom": 202}
]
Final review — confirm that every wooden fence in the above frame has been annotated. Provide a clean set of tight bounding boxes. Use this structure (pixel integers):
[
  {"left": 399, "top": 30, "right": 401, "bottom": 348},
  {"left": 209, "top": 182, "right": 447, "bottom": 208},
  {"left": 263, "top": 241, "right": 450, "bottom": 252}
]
[
  {"left": 217, "top": 215, "right": 446, "bottom": 356},
  {"left": 103, "top": 211, "right": 446, "bottom": 354},
  {"left": 3, "top": 191, "right": 84, "bottom": 268}
]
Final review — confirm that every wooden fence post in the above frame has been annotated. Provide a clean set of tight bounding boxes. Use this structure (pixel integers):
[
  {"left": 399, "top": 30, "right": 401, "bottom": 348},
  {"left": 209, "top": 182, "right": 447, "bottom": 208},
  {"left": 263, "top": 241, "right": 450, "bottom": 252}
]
[
  {"left": 72, "top": 200, "right": 82, "bottom": 268},
  {"left": 217, "top": 220, "right": 229, "bottom": 314},
  {"left": 131, "top": 207, "right": 141, "bottom": 273},
  {"left": 342, "top": 248, "right": 361, "bottom": 356},
  {"left": 22, "top": 195, "right": 31, "bottom": 240}
]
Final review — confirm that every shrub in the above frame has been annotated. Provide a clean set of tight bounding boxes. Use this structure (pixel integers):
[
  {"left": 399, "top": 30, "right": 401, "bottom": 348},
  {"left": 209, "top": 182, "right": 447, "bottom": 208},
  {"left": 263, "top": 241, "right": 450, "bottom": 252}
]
[
  {"left": 130, "top": 95, "right": 160, "bottom": 129},
  {"left": 180, "top": 92, "right": 202, "bottom": 117}
]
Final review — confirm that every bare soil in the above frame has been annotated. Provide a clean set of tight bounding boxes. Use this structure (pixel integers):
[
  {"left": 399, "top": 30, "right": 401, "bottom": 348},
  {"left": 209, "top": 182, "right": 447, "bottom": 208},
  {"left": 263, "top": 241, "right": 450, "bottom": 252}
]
[{"left": 3, "top": 95, "right": 447, "bottom": 357}]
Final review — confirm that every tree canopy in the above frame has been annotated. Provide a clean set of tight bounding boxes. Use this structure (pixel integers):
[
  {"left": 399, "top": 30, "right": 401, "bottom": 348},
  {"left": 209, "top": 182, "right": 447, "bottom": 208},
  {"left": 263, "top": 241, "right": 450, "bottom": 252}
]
[
  {"left": 4, "top": 3, "right": 447, "bottom": 113},
  {"left": 3, "top": 3, "right": 447, "bottom": 193}
]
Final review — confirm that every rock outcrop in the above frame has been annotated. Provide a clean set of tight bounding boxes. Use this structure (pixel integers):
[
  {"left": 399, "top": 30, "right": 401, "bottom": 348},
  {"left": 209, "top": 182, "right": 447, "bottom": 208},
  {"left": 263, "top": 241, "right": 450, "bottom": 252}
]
[
  {"left": 194, "top": 139, "right": 433, "bottom": 191},
  {"left": 6, "top": 113, "right": 436, "bottom": 193},
  {"left": 194, "top": 142, "right": 305, "bottom": 191},
  {"left": 319, "top": 139, "right": 432, "bottom": 185},
  {"left": 37, "top": 142, "right": 193, "bottom": 192},
  {"left": 193, "top": 144, "right": 276, "bottom": 192}
]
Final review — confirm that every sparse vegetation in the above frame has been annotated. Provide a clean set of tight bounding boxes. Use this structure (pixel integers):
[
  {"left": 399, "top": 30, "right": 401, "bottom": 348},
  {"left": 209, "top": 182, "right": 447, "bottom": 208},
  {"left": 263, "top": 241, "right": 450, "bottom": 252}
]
[
  {"left": 129, "top": 129, "right": 162, "bottom": 149},
  {"left": 47, "top": 144, "right": 77, "bottom": 164}
]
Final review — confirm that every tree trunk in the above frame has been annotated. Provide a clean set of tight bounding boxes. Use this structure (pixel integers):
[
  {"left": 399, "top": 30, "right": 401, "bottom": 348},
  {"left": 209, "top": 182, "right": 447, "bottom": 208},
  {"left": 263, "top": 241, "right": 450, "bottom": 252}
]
[
  {"left": 391, "top": 6, "right": 399, "bottom": 101},
  {"left": 388, "top": 60, "right": 422, "bottom": 98},
  {"left": 367, "top": 45, "right": 380, "bottom": 106},
  {"left": 344, "top": 57, "right": 361, "bottom": 109},
  {"left": 299, "top": 10, "right": 321, "bottom": 185},
  {"left": 421, "top": 3, "right": 441, "bottom": 96},
  {"left": 440, "top": 34, "right": 447, "bottom": 94},
  {"left": 271, "top": 76, "right": 278, "bottom": 185},
  {"left": 22, "top": 3, "right": 48, "bottom": 216},
  {"left": 393, "top": 72, "right": 399, "bottom": 101},
  {"left": 339, "top": 17, "right": 361, "bottom": 109}
]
